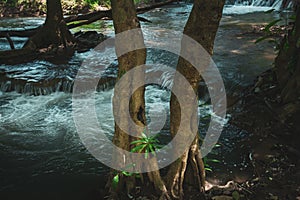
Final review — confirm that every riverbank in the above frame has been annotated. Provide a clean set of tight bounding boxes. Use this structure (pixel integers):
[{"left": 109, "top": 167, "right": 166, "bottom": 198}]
[
  {"left": 0, "top": 1, "right": 101, "bottom": 18},
  {"left": 226, "top": 68, "right": 300, "bottom": 200}
]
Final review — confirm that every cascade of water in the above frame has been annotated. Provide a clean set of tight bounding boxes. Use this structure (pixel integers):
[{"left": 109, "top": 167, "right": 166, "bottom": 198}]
[
  {"left": 231, "top": 0, "right": 291, "bottom": 10},
  {"left": 232, "top": 0, "right": 273, "bottom": 6},
  {"left": 223, "top": 0, "right": 294, "bottom": 14}
]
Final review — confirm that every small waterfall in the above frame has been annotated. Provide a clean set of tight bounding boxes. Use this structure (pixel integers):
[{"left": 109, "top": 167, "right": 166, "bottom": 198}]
[
  {"left": 0, "top": 60, "right": 118, "bottom": 95},
  {"left": 227, "top": 0, "right": 292, "bottom": 10},
  {"left": 0, "top": 76, "right": 117, "bottom": 95}
]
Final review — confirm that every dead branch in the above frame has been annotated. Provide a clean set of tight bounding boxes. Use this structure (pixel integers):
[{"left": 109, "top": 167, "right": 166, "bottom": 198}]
[
  {"left": 5, "top": 33, "right": 15, "bottom": 49},
  {"left": 0, "top": 28, "right": 39, "bottom": 38},
  {"left": 65, "top": 0, "right": 177, "bottom": 23},
  {"left": 136, "top": 0, "right": 178, "bottom": 14},
  {"left": 0, "top": 48, "right": 38, "bottom": 64}
]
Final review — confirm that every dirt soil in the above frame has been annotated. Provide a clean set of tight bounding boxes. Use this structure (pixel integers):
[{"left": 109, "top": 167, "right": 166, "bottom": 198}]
[{"left": 225, "top": 68, "right": 300, "bottom": 200}]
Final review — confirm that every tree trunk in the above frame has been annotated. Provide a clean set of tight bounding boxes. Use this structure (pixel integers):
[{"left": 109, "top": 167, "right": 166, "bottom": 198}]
[
  {"left": 108, "top": 0, "right": 169, "bottom": 199},
  {"left": 166, "top": 0, "right": 225, "bottom": 199},
  {"left": 23, "top": 0, "right": 74, "bottom": 51},
  {"left": 275, "top": 1, "right": 300, "bottom": 104},
  {"left": 0, "top": 0, "right": 74, "bottom": 64},
  {"left": 0, "top": 0, "right": 75, "bottom": 64}
]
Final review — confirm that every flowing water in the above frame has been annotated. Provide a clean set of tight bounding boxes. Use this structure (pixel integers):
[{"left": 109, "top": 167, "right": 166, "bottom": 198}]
[{"left": 0, "top": 2, "right": 286, "bottom": 199}]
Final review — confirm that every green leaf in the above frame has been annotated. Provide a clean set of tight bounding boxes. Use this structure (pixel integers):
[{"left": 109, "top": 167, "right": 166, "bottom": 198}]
[
  {"left": 141, "top": 132, "right": 147, "bottom": 139},
  {"left": 135, "top": 174, "right": 141, "bottom": 178},
  {"left": 155, "top": 144, "right": 164, "bottom": 149},
  {"left": 264, "top": 19, "right": 282, "bottom": 33},
  {"left": 152, "top": 138, "right": 160, "bottom": 143},
  {"left": 122, "top": 171, "right": 133, "bottom": 176},
  {"left": 205, "top": 167, "right": 213, "bottom": 172},
  {"left": 255, "top": 35, "right": 272, "bottom": 44},
  {"left": 130, "top": 140, "right": 143, "bottom": 145},
  {"left": 208, "top": 159, "right": 221, "bottom": 163},
  {"left": 149, "top": 144, "right": 156, "bottom": 156},
  {"left": 289, "top": 15, "right": 296, "bottom": 21},
  {"left": 214, "top": 144, "right": 221, "bottom": 148},
  {"left": 131, "top": 144, "right": 146, "bottom": 153},
  {"left": 145, "top": 148, "right": 149, "bottom": 159},
  {"left": 268, "top": 39, "right": 278, "bottom": 44},
  {"left": 112, "top": 174, "right": 119, "bottom": 189},
  {"left": 232, "top": 191, "right": 240, "bottom": 200}
]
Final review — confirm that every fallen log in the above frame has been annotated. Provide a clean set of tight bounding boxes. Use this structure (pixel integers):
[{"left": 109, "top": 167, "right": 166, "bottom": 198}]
[
  {"left": 0, "top": 48, "right": 38, "bottom": 64},
  {"left": 65, "top": 0, "right": 177, "bottom": 22},
  {"left": 0, "top": 44, "right": 75, "bottom": 65},
  {"left": 136, "top": 0, "right": 178, "bottom": 14},
  {"left": 0, "top": 0, "right": 178, "bottom": 64},
  {"left": 0, "top": 28, "right": 40, "bottom": 38}
]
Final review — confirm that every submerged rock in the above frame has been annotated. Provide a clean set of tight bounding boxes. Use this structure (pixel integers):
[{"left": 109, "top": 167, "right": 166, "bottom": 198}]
[{"left": 74, "top": 31, "right": 108, "bottom": 53}]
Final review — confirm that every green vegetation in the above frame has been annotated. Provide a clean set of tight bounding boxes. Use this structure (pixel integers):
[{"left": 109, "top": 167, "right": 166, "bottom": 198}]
[
  {"left": 255, "top": 9, "right": 296, "bottom": 52},
  {"left": 130, "top": 129, "right": 161, "bottom": 159},
  {"left": 111, "top": 129, "right": 162, "bottom": 189},
  {"left": 203, "top": 143, "right": 221, "bottom": 172},
  {"left": 0, "top": 0, "right": 151, "bottom": 10},
  {"left": 112, "top": 164, "right": 140, "bottom": 189},
  {"left": 0, "top": 0, "right": 47, "bottom": 13}
]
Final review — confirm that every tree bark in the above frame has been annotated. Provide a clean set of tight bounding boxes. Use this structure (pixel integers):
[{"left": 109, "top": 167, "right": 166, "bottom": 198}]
[
  {"left": 23, "top": 0, "right": 74, "bottom": 50},
  {"left": 166, "top": 0, "right": 225, "bottom": 199},
  {"left": 109, "top": 0, "right": 169, "bottom": 199},
  {"left": 275, "top": 1, "right": 300, "bottom": 104},
  {"left": 0, "top": 0, "right": 75, "bottom": 64}
]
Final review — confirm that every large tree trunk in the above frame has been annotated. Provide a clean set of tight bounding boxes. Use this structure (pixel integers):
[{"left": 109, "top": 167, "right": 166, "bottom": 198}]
[
  {"left": 0, "top": 0, "right": 74, "bottom": 64},
  {"left": 166, "top": 0, "right": 225, "bottom": 199},
  {"left": 275, "top": 1, "right": 300, "bottom": 104},
  {"left": 108, "top": 0, "right": 169, "bottom": 199},
  {"left": 23, "top": 0, "right": 74, "bottom": 50}
]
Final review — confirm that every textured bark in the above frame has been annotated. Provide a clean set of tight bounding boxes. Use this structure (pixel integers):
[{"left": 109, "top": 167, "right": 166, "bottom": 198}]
[
  {"left": 23, "top": 0, "right": 74, "bottom": 50},
  {"left": 275, "top": 2, "right": 300, "bottom": 104},
  {"left": 109, "top": 0, "right": 168, "bottom": 199},
  {"left": 166, "top": 0, "right": 225, "bottom": 199},
  {"left": 0, "top": 0, "right": 75, "bottom": 64}
]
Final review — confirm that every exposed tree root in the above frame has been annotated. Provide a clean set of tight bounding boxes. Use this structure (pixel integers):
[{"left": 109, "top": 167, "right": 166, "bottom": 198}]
[
  {"left": 166, "top": 147, "right": 206, "bottom": 200},
  {"left": 146, "top": 157, "right": 171, "bottom": 200},
  {"left": 166, "top": 156, "right": 182, "bottom": 198},
  {"left": 189, "top": 138, "right": 206, "bottom": 192}
]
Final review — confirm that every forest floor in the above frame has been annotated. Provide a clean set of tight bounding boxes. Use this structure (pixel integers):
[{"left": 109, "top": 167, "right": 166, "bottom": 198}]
[
  {"left": 132, "top": 71, "right": 300, "bottom": 200},
  {"left": 221, "top": 69, "right": 300, "bottom": 200}
]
